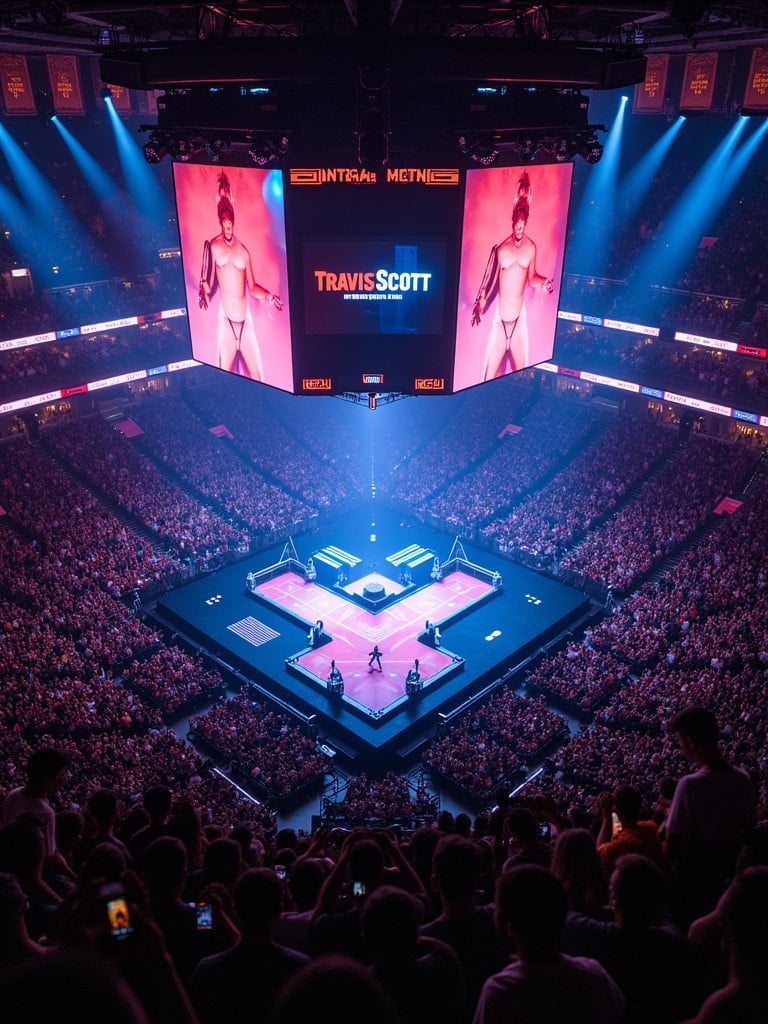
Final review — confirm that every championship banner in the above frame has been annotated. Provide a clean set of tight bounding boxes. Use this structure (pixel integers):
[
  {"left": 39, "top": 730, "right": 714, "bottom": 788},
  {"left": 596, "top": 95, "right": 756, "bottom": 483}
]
[
  {"left": 743, "top": 47, "right": 768, "bottom": 112},
  {"left": 47, "top": 55, "right": 85, "bottom": 115},
  {"left": 102, "top": 81, "right": 132, "bottom": 112},
  {"left": 680, "top": 51, "right": 718, "bottom": 112},
  {"left": 0, "top": 54, "right": 36, "bottom": 115},
  {"left": 633, "top": 54, "right": 669, "bottom": 114}
]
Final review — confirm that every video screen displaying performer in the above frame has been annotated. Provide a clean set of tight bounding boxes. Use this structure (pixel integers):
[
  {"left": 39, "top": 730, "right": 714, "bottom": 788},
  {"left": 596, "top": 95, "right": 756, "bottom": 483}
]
[
  {"left": 453, "top": 162, "right": 573, "bottom": 392},
  {"left": 173, "top": 163, "right": 293, "bottom": 392}
]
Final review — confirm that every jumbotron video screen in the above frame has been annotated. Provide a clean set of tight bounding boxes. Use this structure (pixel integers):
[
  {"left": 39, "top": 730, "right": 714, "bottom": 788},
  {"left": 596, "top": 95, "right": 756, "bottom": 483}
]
[{"left": 173, "top": 161, "right": 573, "bottom": 395}]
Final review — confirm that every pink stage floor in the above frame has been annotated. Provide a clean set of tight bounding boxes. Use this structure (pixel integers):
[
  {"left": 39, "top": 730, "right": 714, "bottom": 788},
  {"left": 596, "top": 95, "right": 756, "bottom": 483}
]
[{"left": 256, "top": 570, "right": 493, "bottom": 712}]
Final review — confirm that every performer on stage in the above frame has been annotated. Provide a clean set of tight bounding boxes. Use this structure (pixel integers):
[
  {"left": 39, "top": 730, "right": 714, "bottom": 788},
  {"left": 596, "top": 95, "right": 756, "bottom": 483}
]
[{"left": 368, "top": 644, "right": 383, "bottom": 672}]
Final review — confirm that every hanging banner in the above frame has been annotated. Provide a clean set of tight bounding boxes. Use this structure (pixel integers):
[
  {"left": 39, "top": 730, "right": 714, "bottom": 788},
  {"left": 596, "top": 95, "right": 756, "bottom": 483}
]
[
  {"left": 0, "top": 54, "right": 36, "bottom": 115},
  {"left": 743, "top": 47, "right": 768, "bottom": 112},
  {"left": 633, "top": 54, "right": 669, "bottom": 114},
  {"left": 102, "top": 81, "right": 132, "bottom": 113},
  {"left": 680, "top": 51, "right": 718, "bottom": 111},
  {"left": 47, "top": 55, "right": 85, "bottom": 115}
]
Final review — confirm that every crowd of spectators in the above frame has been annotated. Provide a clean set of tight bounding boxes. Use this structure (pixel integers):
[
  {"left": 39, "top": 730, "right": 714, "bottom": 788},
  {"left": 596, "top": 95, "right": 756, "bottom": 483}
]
[
  {"left": 0, "top": 409, "right": 336, "bottom": 834},
  {"left": 428, "top": 466, "right": 768, "bottom": 831},
  {"left": 188, "top": 380, "right": 365, "bottom": 512},
  {"left": 122, "top": 647, "right": 228, "bottom": 721},
  {"left": 2, "top": 703, "right": 764, "bottom": 1024},
  {"left": 419, "top": 394, "right": 604, "bottom": 533},
  {"left": 127, "top": 395, "right": 317, "bottom": 538},
  {"left": 3, "top": 109, "right": 768, "bottom": 1022},
  {"left": 44, "top": 414, "right": 249, "bottom": 562},
  {"left": 483, "top": 414, "right": 677, "bottom": 562},
  {"left": 553, "top": 319, "right": 768, "bottom": 415},
  {"left": 188, "top": 692, "right": 332, "bottom": 803},
  {"left": 325, "top": 773, "right": 417, "bottom": 826},
  {"left": 380, "top": 380, "right": 532, "bottom": 507},
  {"left": 0, "top": 321, "right": 191, "bottom": 403},
  {"left": 0, "top": 436, "right": 179, "bottom": 597},
  {"left": 422, "top": 694, "right": 568, "bottom": 800},
  {"left": 525, "top": 645, "right": 630, "bottom": 715},
  {"left": 560, "top": 434, "right": 760, "bottom": 593}
]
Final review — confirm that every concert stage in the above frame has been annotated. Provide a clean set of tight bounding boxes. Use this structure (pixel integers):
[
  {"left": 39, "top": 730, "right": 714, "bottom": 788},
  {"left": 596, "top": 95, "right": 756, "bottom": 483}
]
[{"left": 154, "top": 506, "right": 591, "bottom": 767}]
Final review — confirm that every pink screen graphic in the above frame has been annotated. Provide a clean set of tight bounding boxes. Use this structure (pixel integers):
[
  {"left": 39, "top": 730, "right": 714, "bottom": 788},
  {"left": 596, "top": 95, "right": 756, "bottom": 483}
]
[
  {"left": 173, "top": 163, "right": 293, "bottom": 392},
  {"left": 453, "top": 163, "right": 573, "bottom": 392}
]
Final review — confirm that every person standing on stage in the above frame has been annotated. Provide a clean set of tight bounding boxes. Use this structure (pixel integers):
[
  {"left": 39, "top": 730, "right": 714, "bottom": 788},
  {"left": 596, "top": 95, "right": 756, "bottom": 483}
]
[{"left": 368, "top": 645, "right": 383, "bottom": 672}]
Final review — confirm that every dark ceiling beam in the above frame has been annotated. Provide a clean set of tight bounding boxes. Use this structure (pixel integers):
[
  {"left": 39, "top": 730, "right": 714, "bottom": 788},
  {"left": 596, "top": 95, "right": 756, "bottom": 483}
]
[{"left": 101, "top": 36, "right": 646, "bottom": 89}]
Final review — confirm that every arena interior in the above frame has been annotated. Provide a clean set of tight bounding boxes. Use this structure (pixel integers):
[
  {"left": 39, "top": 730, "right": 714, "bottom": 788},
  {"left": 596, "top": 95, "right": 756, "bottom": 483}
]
[{"left": 2, "top": 3, "right": 768, "bottom": 1020}]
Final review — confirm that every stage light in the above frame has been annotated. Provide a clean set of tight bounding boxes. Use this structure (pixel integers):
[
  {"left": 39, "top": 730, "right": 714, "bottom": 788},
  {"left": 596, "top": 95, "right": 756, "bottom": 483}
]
[
  {"left": 579, "top": 133, "right": 604, "bottom": 164},
  {"left": 36, "top": 91, "right": 56, "bottom": 126},
  {"left": 368, "top": 392, "right": 377, "bottom": 410},
  {"left": 248, "top": 134, "right": 289, "bottom": 166},
  {"left": 458, "top": 135, "right": 499, "bottom": 166},
  {"left": 142, "top": 133, "right": 169, "bottom": 164}
]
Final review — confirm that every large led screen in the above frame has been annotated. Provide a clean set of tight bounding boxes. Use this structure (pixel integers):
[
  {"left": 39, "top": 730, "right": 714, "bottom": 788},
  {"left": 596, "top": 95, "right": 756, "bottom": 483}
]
[
  {"left": 453, "top": 163, "right": 573, "bottom": 392},
  {"left": 173, "top": 163, "right": 293, "bottom": 392}
]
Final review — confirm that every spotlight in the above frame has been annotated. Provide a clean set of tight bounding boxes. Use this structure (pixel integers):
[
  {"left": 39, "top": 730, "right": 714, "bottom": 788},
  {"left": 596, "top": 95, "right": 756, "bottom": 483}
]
[
  {"left": 142, "top": 133, "right": 169, "bottom": 164},
  {"left": 100, "top": 85, "right": 113, "bottom": 101},
  {"left": 579, "top": 133, "right": 604, "bottom": 164},
  {"left": 248, "top": 134, "right": 289, "bottom": 166},
  {"left": 36, "top": 91, "right": 56, "bottom": 126},
  {"left": 458, "top": 135, "right": 499, "bottom": 166}
]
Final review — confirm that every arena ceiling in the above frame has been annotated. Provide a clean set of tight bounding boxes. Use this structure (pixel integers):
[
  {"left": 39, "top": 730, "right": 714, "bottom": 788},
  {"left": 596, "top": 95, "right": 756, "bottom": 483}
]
[{"left": 1, "top": 1, "right": 768, "bottom": 59}]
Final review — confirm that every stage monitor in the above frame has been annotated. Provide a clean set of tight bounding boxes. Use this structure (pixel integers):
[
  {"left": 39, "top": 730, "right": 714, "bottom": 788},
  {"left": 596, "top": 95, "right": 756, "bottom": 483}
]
[
  {"left": 173, "top": 162, "right": 294, "bottom": 393},
  {"left": 452, "top": 162, "right": 573, "bottom": 393}
]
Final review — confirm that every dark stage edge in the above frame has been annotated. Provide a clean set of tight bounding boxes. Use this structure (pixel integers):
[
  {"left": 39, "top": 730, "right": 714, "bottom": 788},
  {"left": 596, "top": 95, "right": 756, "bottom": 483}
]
[{"left": 153, "top": 506, "right": 591, "bottom": 769}]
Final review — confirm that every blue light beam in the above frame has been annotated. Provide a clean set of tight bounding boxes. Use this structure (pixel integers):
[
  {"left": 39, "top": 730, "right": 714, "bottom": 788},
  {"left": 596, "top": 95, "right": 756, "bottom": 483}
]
[
  {"left": 102, "top": 94, "right": 167, "bottom": 222},
  {"left": 0, "top": 119, "right": 95, "bottom": 281},
  {"left": 630, "top": 116, "right": 749, "bottom": 293},
  {"left": 52, "top": 117, "right": 120, "bottom": 205},
  {"left": 569, "top": 95, "right": 628, "bottom": 277},
  {"left": 616, "top": 116, "right": 686, "bottom": 227}
]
